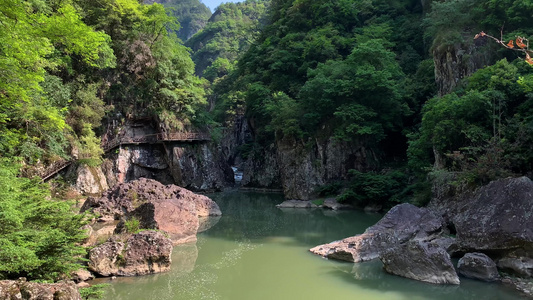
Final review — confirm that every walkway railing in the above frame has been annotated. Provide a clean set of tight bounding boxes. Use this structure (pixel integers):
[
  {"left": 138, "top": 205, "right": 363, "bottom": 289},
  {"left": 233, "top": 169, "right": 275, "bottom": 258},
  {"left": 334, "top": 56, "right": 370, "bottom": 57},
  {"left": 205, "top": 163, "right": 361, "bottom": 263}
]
[{"left": 41, "top": 160, "right": 72, "bottom": 182}]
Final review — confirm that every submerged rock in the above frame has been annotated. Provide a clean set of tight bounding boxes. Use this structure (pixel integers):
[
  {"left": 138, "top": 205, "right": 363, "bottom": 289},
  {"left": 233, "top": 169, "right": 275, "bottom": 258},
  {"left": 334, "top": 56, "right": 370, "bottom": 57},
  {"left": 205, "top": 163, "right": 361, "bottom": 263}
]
[
  {"left": 88, "top": 231, "right": 173, "bottom": 277},
  {"left": 276, "top": 200, "right": 318, "bottom": 208},
  {"left": 310, "top": 203, "right": 445, "bottom": 262},
  {"left": 457, "top": 253, "right": 500, "bottom": 282},
  {"left": 0, "top": 278, "right": 81, "bottom": 300},
  {"left": 380, "top": 239, "right": 460, "bottom": 285},
  {"left": 322, "top": 198, "right": 353, "bottom": 210}
]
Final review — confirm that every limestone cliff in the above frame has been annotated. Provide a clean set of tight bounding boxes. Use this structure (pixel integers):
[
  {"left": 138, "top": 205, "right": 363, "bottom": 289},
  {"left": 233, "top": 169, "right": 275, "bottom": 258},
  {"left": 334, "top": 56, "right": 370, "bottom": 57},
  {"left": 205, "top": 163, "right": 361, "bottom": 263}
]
[
  {"left": 223, "top": 117, "right": 373, "bottom": 199},
  {"left": 433, "top": 36, "right": 492, "bottom": 96}
]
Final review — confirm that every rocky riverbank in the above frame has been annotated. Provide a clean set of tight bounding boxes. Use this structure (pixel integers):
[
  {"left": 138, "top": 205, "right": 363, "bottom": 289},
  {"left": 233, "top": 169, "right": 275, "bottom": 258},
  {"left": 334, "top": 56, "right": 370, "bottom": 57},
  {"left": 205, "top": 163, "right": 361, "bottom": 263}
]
[
  {"left": 310, "top": 176, "right": 533, "bottom": 296},
  {"left": 77, "top": 178, "right": 222, "bottom": 282}
]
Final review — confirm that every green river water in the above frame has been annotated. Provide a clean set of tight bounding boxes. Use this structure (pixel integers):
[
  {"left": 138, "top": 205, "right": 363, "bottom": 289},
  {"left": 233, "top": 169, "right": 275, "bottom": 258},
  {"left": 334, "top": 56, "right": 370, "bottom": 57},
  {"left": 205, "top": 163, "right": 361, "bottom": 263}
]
[{"left": 98, "top": 191, "right": 525, "bottom": 300}]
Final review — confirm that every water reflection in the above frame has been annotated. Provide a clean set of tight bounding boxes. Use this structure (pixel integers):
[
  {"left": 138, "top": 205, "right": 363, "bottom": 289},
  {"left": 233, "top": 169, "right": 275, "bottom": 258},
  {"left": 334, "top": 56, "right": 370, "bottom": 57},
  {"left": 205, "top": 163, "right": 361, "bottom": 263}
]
[{"left": 100, "top": 191, "right": 525, "bottom": 300}]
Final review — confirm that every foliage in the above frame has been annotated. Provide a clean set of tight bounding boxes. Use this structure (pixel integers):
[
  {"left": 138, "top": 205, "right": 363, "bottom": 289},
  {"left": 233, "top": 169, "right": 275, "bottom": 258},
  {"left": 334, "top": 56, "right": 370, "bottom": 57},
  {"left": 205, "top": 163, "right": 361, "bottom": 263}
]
[
  {"left": 80, "top": 283, "right": 110, "bottom": 300},
  {"left": 408, "top": 59, "right": 533, "bottom": 185},
  {"left": 0, "top": 160, "right": 88, "bottom": 281},
  {"left": 146, "top": 0, "right": 211, "bottom": 42},
  {"left": 186, "top": 0, "right": 269, "bottom": 78},
  {"left": 315, "top": 182, "right": 342, "bottom": 197},
  {"left": 124, "top": 216, "right": 141, "bottom": 233},
  {"left": 337, "top": 169, "right": 409, "bottom": 207}
]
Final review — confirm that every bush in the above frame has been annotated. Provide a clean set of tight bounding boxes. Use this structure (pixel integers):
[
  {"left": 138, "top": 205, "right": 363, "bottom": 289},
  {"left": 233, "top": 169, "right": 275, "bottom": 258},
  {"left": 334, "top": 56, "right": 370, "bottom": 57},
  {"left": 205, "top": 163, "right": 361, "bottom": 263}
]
[
  {"left": 124, "top": 217, "right": 141, "bottom": 233},
  {"left": 0, "top": 160, "right": 88, "bottom": 281},
  {"left": 315, "top": 182, "right": 342, "bottom": 197}
]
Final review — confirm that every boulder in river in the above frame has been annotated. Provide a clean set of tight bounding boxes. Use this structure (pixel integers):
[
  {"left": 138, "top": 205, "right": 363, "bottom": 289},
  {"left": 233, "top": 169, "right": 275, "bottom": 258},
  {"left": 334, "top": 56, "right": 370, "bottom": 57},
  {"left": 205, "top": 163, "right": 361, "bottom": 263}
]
[
  {"left": 81, "top": 178, "right": 221, "bottom": 244},
  {"left": 276, "top": 200, "right": 318, "bottom": 208},
  {"left": 457, "top": 252, "right": 500, "bottom": 282},
  {"left": 380, "top": 239, "right": 460, "bottom": 285},
  {"left": 497, "top": 250, "right": 533, "bottom": 278},
  {"left": 310, "top": 203, "right": 445, "bottom": 262},
  {"left": 88, "top": 231, "right": 173, "bottom": 277},
  {"left": 430, "top": 176, "right": 533, "bottom": 254}
]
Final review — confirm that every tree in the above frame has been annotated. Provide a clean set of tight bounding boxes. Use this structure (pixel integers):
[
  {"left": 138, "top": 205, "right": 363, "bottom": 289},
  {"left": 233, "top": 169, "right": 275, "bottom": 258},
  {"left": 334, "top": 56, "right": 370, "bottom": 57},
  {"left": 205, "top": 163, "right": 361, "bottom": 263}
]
[{"left": 0, "top": 160, "right": 88, "bottom": 281}]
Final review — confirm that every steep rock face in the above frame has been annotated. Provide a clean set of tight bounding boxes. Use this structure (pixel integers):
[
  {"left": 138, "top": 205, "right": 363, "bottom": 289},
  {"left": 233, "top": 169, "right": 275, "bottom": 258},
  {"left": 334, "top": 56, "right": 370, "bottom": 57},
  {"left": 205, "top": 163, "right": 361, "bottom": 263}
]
[
  {"left": 380, "top": 239, "right": 460, "bottom": 285},
  {"left": 222, "top": 116, "right": 372, "bottom": 199},
  {"left": 0, "top": 279, "right": 81, "bottom": 300},
  {"left": 88, "top": 231, "right": 173, "bottom": 277},
  {"left": 310, "top": 203, "right": 445, "bottom": 262},
  {"left": 75, "top": 164, "right": 109, "bottom": 195},
  {"left": 102, "top": 143, "right": 232, "bottom": 192},
  {"left": 429, "top": 177, "right": 533, "bottom": 253},
  {"left": 276, "top": 137, "right": 371, "bottom": 200},
  {"left": 433, "top": 39, "right": 491, "bottom": 95},
  {"left": 169, "top": 143, "right": 234, "bottom": 191},
  {"left": 235, "top": 137, "right": 371, "bottom": 199}
]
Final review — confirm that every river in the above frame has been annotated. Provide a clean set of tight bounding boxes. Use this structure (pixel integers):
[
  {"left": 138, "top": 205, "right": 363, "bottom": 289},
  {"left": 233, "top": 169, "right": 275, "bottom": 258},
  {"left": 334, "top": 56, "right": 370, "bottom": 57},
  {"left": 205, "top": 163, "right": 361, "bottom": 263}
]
[{"left": 98, "top": 191, "right": 525, "bottom": 300}]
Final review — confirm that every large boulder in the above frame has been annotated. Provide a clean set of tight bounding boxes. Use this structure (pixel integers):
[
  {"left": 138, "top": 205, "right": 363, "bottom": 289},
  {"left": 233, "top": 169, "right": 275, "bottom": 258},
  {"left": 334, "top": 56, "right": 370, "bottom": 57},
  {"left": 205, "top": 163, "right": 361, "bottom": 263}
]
[
  {"left": 380, "top": 239, "right": 460, "bottom": 285},
  {"left": 310, "top": 203, "right": 445, "bottom": 262},
  {"left": 430, "top": 177, "right": 533, "bottom": 253},
  {"left": 88, "top": 231, "right": 173, "bottom": 277},
  {"left": 81, "top": 178, "right": 221, "bottom": 244},
  {"left": 497, "top": 250, "right": 533, "bottom": 278},
  {"left": 457, "top": 252, "right": 500, "bottom": 282},
  {"left": 0, "top": 278, "right": 81, "bottom": 300}
]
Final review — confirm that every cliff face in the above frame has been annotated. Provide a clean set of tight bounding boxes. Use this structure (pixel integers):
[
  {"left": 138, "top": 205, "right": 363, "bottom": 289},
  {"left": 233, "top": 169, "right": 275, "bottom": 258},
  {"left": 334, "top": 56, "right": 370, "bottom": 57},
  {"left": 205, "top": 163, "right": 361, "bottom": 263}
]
[
  {"left": 223, "top": 117, "right": 372, "bottom": 199},
  {"left": 100, "top": 142, "right": 232, "bottom": 192},
  {"left": 433, "top": 38, "right": 492, "bottom": 96},
  {"left": 73, "top": 119, "right": 233, "bottom": 193}
]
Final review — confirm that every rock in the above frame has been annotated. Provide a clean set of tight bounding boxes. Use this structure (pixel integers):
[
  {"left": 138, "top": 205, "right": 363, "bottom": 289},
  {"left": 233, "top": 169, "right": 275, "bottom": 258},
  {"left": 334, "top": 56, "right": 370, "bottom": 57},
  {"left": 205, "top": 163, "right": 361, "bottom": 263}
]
[
  {"left": 117, "top": 198, "right": 199, "bottom": 244},
  {"left": 71, "top": 269, "right": 94, "bottom": 283},
  {"left": 322, "top": 198, "right": 353, "bottom": 210},
  {"left": 457, "top": 253, "right": 500, "bottom": 282},
  {"left": 497, "top": 255, "right": 533, "bottom": 277},
  {"left": 430, "top": 177, "right": 533, "bottom": 253},
  {"left": 198, "top": 215, "right": 221, "bottom": 233},
  {"left": 433, "top": 36, "right": 490, "bottom": 96},
  {"left": 88, "top": 231, "right": 173, "bottom": 277},
  {"left": 76, "top": 282, "right": 90, "bottom": 288},
  {"left": 363, "top": 203, "right": 382, "bottom": 213},
  {"left": 502, "top": 276, "right": 533, "bottom": 298},
  {"left": 76, "top": 165, "right": 109, "bottom": 195},
  {"left": 380, "top": 239, "right": 460, "bottom": 285},
  {"left": 81, "top": 178, "right": 221, "bottom": 219},
  {"left": 0, "top": 278, "right": 82, "bottom": 300},
  {"left": 431, "top": 236, "right": 461, "bottom": 257},
  {"left": 80, "top": 224, "right": 94, "bottom": 245},
  {"left": 276, "top": 200, "right": 318, "bottom": 208},
  {"left": 229, "top": 116, "right": 373, "bottom": 200},
  {"left": 80, "top": 178, "right": 221, "bottom": 244},
  {"left": 310, "top": 203, "right": 445, "bottom": 262}
]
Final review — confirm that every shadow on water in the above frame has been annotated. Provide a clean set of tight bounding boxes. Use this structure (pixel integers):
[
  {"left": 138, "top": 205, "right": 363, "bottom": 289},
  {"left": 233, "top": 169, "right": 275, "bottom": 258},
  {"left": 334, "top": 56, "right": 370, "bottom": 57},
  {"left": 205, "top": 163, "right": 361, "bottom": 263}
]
[{"left": 323, "top": 259, "right": 526, "bottom": 300}]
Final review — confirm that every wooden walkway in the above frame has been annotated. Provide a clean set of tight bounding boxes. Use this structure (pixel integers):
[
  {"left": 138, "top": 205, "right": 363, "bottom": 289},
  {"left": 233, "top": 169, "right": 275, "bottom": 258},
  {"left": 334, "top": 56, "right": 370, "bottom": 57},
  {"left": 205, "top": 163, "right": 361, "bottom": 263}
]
[{"left": 41, "top": 132, "right": 210, "bottom": 181}]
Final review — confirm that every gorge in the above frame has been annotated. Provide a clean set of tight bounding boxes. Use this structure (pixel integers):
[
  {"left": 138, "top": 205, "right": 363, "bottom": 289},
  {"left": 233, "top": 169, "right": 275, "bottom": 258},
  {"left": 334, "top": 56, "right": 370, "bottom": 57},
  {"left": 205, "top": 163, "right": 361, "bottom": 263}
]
[{"left": 2, "top": 0, "right": 533, "bottom": 299}]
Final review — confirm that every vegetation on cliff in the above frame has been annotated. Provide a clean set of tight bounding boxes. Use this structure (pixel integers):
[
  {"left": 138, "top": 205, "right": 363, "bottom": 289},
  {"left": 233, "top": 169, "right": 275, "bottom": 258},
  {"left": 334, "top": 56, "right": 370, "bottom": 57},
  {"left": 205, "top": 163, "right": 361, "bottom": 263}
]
[
  {"left": 208, "top": 0, "right": 533, "bottom": 205},
  {"left": 0, "top": 0, "right": 206, "bottom": 282},
  {"left": 144, "top": 0, "right": 212, "bottom": 42}
]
